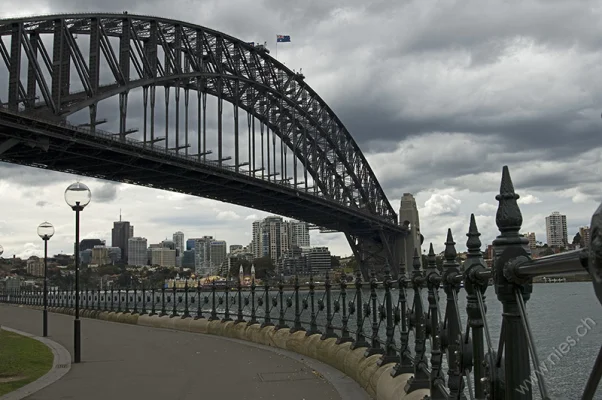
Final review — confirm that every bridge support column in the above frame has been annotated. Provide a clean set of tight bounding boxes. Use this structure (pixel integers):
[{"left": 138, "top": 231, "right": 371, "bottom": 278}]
[{"left": 347, "top": 231, "right": 407, "bottom": 280}]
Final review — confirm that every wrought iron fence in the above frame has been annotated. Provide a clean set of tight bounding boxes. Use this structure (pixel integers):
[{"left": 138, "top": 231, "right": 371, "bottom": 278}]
[{"left": 1, "top": 166, "right": 600, "bottom": 400}]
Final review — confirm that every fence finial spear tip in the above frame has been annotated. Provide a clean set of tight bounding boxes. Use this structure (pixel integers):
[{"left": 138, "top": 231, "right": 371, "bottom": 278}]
[
  {"left": 495, "top": 165, "right": 523, "bottom": 233},
  {"left": 444, "top": 228, "right": 457, "bottom": 261},
  {"left": 467, "top": 213, "right": 482, "bottom": 251}
]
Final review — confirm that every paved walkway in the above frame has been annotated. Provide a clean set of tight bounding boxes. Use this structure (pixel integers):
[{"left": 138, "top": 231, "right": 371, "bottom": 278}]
[{"left": 0, "top": 305, "right": 358, "bottom": 400}]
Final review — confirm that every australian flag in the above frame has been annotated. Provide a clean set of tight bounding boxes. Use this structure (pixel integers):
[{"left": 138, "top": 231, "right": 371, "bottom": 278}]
[
  {"left": 246, "top": 42, "right": 255, "bottom": 47},
  {"left": 277, "top": 35, "right": 291, "bottom": 43}
]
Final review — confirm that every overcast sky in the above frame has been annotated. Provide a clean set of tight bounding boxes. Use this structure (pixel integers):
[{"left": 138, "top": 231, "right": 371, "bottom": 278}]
[{"left": 0, "top": 0, "right": 601, "bottom": 260}]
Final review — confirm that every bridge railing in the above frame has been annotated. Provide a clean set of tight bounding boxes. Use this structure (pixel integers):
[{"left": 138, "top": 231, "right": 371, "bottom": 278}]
[{"left": 1, "top": 166, "right": 601, "bottom": 400}]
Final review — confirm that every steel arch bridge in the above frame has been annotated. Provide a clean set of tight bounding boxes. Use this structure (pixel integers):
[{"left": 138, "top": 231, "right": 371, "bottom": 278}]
[{"left": 0, "top": 13, "right": 408, "bottom": 278}]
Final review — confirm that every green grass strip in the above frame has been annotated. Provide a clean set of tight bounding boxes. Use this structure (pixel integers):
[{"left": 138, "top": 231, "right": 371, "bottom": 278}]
[{"left": 0, "top": 329, "right": 54, "bottom": 396}]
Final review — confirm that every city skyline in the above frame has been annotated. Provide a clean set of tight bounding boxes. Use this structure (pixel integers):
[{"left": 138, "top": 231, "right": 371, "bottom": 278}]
[
  {"left": 0, "top": 177, "right": 594, "bottom": 262},
  {"left": 0, "top": 1, "right": 600, "bottom": 261}
]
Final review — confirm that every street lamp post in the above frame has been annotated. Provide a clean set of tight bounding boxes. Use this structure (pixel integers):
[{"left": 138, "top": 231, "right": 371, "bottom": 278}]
[
  {"left": 37, "top": 222, "right": 55, "bottom": 337},
  {"left": 64, "top": 182, "right": 91, "bottom": 364}
]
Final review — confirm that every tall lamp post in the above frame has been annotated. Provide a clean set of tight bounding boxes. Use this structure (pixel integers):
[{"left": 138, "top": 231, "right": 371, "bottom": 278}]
[
  {"left": 64, "top": 182, "right": 91, "bottom": 364},
  {"left": 37, "top": 222, "right": 54, "bottom": 337}
]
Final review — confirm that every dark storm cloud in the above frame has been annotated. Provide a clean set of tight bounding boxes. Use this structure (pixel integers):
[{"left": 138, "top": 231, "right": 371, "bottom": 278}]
[{"left": 1, "top": 0, "right": 601, "bottom": 203}]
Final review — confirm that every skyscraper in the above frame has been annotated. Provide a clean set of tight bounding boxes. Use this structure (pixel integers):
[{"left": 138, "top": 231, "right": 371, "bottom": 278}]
[
  {"left": 579, "top": 226, "right": 591, "bottom": 247},
  {"left": 173, "top": 231, "right": 185, "bottom": 267},
  {"left": 111, "top": 212, "right": 133, "bottom": 263},
  {"left": 191, "top": 236, "right": 214, "bottom": 276},
  {"left": 209, "top": 240, "right": 227, "bottom": 275},
  {"left": 251, "top": 221, "right": 262, "bottom": 258},
  {"left": 290, "top": 220, "right": 310, "bottom": 247},
  {"left": 128, "top": 237, "right": 148, "bottom": 266},
  {"left": 525, "top": 232, "right": 537, "bottom": 249},
  {"left": 545, "top": 212, "right": 567, "bottom": 247},
  {"left": 399, "top": 193, "right": 422, "bottom": 268}
]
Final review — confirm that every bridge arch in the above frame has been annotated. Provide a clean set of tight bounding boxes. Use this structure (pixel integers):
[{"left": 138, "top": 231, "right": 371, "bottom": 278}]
[
  {"left": 0, "top": 13, "right": 404, "bottom": 276},
  {"left": 0, "top": 13, "right": 395, "bottom": 223}
]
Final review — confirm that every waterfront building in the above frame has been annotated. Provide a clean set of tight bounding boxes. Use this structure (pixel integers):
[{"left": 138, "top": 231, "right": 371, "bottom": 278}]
[
  {"left": 525, "top": 232, "right": 537, "bottom": 249},
  {"left": 128, "top": 237, "right": 148, "bottom": 266},
  {"left": 112, "top": 213, "right": 134, "bottom": 263},
  {"left": 546, "top": 212, "right": 568, "bottom": 247},
  {"left": 173, "top": 231, "right": 185, "bottom": 267},
  {"left": 579, "top": 226, "right": 591, "bottom": 247},
  {"left": 150, "top": 247, "right": 176, "bottom": 268}
]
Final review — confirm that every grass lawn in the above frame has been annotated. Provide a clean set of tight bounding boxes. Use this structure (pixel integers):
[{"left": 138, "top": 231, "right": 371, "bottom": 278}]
[{"left": 0, "top": 329, "right": 53, "bottom": 396}]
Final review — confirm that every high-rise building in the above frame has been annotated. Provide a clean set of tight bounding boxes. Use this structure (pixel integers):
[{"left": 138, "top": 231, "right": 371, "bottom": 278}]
[
  {"left": 91, "top": 245, "right": 110, "bottom": 265},
  {"left": 579, "top": 226, "right": 591, "bottom": 247},
  {"left": 525, "top": 232, "right": 537, "bottom": 249},
  {"left": 251, "top": 217, "right": 312, "bottom": 269},
  {"left": 399, "top": 193, "right": 422, "bottom": 268},
  {"left": 282, "top": 246, "right": 306, "bottom": 275},
  {"left": 191, "top": 236, "right": 214, "bottom": 275},
  {"left": 150, "top": 247, "right": 176, "bottom": 268},
  {"left": 111, "top": 213, "right": 133, "bottom": 263},
  {"left": 186, "top": 239, "right": 196, "bottom": 251},
  {"left": 252, "top": 221, "right": 262, "bottom": 258},
  {"left": 545, "top": 212, "right": 568, "bottom": 247},
  {"left": 128, "top": 237, "right": 148, "bottom": 266},
  {"left": 209, "top": 240, "right": 228, "bottom": 275},
  {"left": 290, "top": 220, "right": 310, "bottom": 247},
  {"left": 182, "top": 250, "right": 195, "bottom": 268},
  {"left": 305, "top": 247, "right": 331, "bottom": 275},
  {"left": 173, "top": 232, "right": 185, "bottom": 267}
]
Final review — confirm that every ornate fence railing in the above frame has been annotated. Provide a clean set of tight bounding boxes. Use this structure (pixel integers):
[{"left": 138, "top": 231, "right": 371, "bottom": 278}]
[{"left": 1, "top": 166, "right": 600, "bottom": 400}]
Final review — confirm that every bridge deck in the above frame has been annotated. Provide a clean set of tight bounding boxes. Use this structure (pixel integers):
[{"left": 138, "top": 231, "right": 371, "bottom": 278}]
[
  {"left": 0, "top": 111, "right": 403, "bottom": 237},
  {"left": 0, "top": 305, "right": 356, "bottom": 400}
]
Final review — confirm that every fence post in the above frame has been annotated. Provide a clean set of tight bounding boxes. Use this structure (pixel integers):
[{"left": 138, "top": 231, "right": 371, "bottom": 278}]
[
  {"left": 336, "top": 276, "right": 353, "bottom": 345},
  {"left": 321, "top": 271, "right": 337, "bottom": 340},
  {"left": 492, "top": 166, "right": 533, "bottom": 400},
  {"left": 425, "top": 243, "right": 446, "bottom": 398},
  {"left": 464, "top": 214, "right": 489, "bottom": 398},
  {"left": 392, "top": 258, "right": 413, "bottom": 376},
  {"left": 182, "top": 280, "right": 191, "bottom": 319},
  {"left": 276, "top": 275, "right": 288, "bottom": 330},
  {"left": 290, "top": 275, "right": 304, "bottom": 333},
  {"left": 350, "top": 269, "right": 369, "bottom": 350},
  {"left": 364, "top": 268, "right": 384, "bottom": 357},
  {"left": 441, "top": 229, "right": 465, "bottom": 397},
  {"left": 377, "top": 262, "right": 397, "bottom": 366}
]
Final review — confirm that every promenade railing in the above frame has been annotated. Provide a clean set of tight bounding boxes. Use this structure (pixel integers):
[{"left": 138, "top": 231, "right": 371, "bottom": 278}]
[{"left": 1, "top": 166, "right": 600, "bottom": 400}]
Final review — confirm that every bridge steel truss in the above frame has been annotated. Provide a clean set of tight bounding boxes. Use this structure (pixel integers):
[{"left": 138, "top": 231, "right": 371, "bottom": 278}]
[{"left": 0, "top": 14, "right": 408, "bottom": 278}]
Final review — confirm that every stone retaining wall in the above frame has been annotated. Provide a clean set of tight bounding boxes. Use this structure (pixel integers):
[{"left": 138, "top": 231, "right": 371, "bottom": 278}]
[{"left": 42, "top": 306, "right": 429, "bottom": 400}]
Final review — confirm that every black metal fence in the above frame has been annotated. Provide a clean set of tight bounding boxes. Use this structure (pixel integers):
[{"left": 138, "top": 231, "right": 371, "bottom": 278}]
[{"left": 1, "top": 166, "right": 601, "bottom": 400}]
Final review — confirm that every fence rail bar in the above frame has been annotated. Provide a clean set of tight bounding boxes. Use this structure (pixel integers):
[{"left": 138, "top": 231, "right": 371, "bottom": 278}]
[{"left": 514, "top": 248, "right": 588, "bottom": 279}]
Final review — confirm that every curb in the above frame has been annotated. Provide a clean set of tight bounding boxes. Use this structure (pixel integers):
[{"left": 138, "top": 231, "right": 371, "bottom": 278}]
[{"left": 0, "top": 326, "right": 71, "bottom": 400}]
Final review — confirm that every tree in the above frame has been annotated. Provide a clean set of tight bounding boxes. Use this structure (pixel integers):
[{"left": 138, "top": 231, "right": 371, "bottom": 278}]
[
  {"left": 229, "top": 259, "right": 251, "bottom": 277},
  {"left": 252, "top": 257, "right": 275, "bottom": 279},
  {"left": 572, "top": 232, "right": 582, "bottom": 246},
  {"left": 330, "top": 256, "right": 340, "bottom": 268}
]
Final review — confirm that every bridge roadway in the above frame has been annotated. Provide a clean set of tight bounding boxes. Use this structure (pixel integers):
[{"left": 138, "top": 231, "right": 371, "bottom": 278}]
[
  {"left": 0, "top": 305, "right": 369, "bottom": 400},
  {"left": 0, "top": 110, "right": 407, "bottom": 276}
]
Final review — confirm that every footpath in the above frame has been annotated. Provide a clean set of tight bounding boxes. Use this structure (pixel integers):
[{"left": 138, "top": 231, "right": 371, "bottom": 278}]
[{"left": 0, "top": 305, "right": 348, "bottom": 400}]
